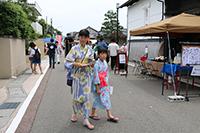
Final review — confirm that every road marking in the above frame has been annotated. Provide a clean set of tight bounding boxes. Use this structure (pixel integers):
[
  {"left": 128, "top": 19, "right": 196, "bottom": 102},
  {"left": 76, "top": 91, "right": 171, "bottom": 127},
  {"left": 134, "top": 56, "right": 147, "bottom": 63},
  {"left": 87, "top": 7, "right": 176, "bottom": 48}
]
[{"left": 6, "top": 65, "right": 49, "bottom": 133}]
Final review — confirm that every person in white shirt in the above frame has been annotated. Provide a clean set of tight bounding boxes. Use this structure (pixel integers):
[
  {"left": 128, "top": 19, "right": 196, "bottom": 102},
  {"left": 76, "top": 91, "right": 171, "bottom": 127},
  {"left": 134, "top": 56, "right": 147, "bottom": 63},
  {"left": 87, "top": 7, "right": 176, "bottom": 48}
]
[
  {"left": 32, "top": 43, "right": 43, "bottom": 74},
  {"left": 108, "top": 38, "right": 119, "bottom": 70},
  {"left": 28, "top": 42, "right": 35, "bottom": 73},
  {"left": 119, "top": 43, "right": 128, "bottom": 55},
  {"left": 55, "top": 41, "right": 63, "bottom": 64}
]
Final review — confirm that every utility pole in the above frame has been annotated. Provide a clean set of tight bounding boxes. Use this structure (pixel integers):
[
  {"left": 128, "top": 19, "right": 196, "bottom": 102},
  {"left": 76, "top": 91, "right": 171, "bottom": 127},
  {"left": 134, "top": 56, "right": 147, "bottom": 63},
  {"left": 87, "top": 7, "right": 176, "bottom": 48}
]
[
  {"left": 50, "top": 18, "right": 53, "bottom": 36},
  {"left": 45, "top": 16, "right": 48, "bottom": 35},
  {"left": 116, "top": 3, "right": 120, "bottom": 44}
]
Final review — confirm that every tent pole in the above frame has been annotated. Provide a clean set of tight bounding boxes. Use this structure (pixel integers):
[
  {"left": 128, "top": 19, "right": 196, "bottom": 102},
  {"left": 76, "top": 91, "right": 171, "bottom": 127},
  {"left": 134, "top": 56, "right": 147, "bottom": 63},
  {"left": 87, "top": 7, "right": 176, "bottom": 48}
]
[
  {"left": 167, "top": 32, "right": 172, "bottom": 63},
  {"left": 167, "top": 31, "right": 177, "bottom": 96},
  {"left": 161, "top": 37, "right": 166, "bottom": 95},
  {"left": 128, "top": 36, "right": 131, "bottom": 61}
]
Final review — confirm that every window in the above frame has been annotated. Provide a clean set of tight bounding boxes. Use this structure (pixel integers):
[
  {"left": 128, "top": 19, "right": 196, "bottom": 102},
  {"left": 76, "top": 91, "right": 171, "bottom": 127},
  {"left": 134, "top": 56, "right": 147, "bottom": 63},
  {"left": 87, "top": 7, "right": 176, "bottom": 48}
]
[{"left": 144, "top": 7, "right": 150, "bottom": 25}]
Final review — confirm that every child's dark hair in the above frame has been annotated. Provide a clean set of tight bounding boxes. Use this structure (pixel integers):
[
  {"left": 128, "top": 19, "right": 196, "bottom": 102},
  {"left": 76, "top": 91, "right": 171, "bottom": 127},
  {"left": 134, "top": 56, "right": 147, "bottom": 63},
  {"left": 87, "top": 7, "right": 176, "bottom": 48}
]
[
  {"left": 98, "top": 48, "right": 108, "bottom": 55},
  {"left": 50, "top": 38, "right": 54, "bottom": 42},
  {"left": 79, "top": 29, "right": 90, "bottom": 37},
  {"left": 30, "top": 42, "right": 36, "bottom": 48},
  {"left": 111, "top": 38, "right": 116, "bottom": 43},
  {"left": 99, "top": 36, "right": 104, "bottom": 42}
]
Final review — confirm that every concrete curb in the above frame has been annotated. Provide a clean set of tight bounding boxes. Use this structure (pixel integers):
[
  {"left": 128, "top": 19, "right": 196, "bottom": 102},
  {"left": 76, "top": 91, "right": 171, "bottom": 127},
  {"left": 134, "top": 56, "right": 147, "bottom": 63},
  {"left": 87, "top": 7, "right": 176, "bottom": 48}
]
[{"left": 5, "top": 64, "right": 49, "bottom": 133}]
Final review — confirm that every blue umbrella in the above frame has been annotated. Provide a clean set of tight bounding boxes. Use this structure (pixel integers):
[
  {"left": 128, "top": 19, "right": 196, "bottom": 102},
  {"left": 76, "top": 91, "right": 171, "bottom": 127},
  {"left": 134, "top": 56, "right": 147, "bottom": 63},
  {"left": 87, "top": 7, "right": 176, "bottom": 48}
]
[{"left": 43, "top": 38, "right": 52, "bottom": 43}]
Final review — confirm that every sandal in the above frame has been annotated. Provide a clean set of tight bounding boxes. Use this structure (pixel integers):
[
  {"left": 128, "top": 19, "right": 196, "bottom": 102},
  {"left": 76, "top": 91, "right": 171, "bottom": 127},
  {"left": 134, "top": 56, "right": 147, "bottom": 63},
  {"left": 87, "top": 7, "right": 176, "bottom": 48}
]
[
  {"left": 83, "top": 124, "right": 95, "bottom": 130},
  {"left": 71, "top": 114, "right": 78, "bottom": 123},
  {"left": 83, "top": 121, "right": 94, "bottom": 130},
  {"left": 107, "top": 117, "right": 119, "bottom": 123},
  {"left": 89, "top": 115, "right": 101, "bottom": 120}
]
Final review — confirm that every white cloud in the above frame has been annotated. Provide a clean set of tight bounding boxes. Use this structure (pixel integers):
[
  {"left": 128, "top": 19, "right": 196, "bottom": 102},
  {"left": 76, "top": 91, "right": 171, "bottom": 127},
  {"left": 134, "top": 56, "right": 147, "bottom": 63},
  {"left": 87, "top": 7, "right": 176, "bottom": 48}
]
[{"left": 29, "top": 0, "right": 128, "bottom": 34}]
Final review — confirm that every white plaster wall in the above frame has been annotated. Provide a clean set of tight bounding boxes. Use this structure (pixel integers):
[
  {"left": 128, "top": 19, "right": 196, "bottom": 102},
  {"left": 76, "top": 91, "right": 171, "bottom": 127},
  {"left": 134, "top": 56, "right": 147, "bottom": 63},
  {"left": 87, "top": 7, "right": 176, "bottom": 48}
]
[
  {"left": 127, "top": 0, "right": 163, "bottom": 39},
  {"left": 31, "top": 22, "right": 43, "bottom": 35}
]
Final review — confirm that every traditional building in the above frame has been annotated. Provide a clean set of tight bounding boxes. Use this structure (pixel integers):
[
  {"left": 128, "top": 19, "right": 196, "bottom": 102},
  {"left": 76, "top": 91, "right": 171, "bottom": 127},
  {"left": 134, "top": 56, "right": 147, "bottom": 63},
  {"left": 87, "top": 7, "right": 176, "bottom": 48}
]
[
  {"left": 28, "top": 1, "right": 43, "bottom": 35},
  {"left": 120, "top": 0, "right": 200, "bottom": 60},
  {"left": 85, "top": 26, "right": 99, "bottom": 39},
  {"left": 74, "top": 26, "right": 99, "bottom": 40}
]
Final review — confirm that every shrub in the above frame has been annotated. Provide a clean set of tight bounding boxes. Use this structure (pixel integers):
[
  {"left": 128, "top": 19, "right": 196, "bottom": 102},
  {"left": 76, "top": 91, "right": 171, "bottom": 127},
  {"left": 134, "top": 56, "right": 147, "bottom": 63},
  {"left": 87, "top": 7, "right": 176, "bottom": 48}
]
[{"left": 0, "top": 2, "right": 36, "bottom": 39}]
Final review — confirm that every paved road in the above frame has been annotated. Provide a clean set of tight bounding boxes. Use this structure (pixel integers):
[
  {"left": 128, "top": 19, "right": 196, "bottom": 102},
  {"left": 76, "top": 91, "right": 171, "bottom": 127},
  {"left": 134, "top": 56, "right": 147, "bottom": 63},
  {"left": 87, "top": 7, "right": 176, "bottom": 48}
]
[{"left": 29, "top": 62, "right": 200, "bottom": 133}]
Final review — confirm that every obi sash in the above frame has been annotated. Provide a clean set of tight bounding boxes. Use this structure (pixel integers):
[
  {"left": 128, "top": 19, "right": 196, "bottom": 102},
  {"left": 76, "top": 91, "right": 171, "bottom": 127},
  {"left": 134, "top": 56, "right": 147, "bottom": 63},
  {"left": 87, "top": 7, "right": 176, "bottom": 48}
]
[{"left": 98, "top": 71, "right": 108, "bottom": 88}]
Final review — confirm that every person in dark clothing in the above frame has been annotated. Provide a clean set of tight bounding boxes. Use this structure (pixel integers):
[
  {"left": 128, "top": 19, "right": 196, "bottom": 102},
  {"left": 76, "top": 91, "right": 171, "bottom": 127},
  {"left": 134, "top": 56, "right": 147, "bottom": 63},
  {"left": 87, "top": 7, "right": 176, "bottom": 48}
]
[
  {"left": 64, "top": 34, "right": 74, "bottom": 57},
  {"left": 97, "top": 37, "right": 109, "bottom": 63},
  {"left": 46, "top": 38, "right": 57, "bottom": 69}
]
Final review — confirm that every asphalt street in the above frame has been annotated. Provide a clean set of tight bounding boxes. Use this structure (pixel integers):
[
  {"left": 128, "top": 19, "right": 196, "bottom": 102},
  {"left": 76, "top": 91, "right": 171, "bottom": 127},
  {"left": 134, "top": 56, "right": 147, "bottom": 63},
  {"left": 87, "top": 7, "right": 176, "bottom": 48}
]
[{"left": 28, "top": 62, "right": 200, "bottom": 133}]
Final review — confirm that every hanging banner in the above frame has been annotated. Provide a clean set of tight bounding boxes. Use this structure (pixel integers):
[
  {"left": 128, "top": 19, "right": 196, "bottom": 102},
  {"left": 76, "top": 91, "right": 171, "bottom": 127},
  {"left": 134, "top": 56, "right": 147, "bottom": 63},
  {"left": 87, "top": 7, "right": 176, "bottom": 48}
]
[{"left": 56, "top": 35, "right": 62, "bottom": 45}]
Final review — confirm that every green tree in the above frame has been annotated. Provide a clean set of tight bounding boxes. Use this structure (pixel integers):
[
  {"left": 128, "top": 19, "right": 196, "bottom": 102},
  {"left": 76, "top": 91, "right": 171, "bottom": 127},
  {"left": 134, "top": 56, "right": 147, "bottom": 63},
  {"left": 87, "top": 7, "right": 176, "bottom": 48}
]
[
  {"left": 54, "top": 28, "right": 62, "bottom": 35},
  {"left": 0, "top": 2, "right": 36, "bottom": 39},
  {"left": 38, "top": 18, "right": 62, "bottom": 37},
  {"left": 18, "top": 0, "right": 27, "bottom": 3},
  {"left": 17, "top": 0, "right": 37, "bottom": 22},
  {"left": 100, "top": 10, "right": 123, "bottom": 40},
  {"left": 38, "top": 18, "right": 47, "bottom": 35}
]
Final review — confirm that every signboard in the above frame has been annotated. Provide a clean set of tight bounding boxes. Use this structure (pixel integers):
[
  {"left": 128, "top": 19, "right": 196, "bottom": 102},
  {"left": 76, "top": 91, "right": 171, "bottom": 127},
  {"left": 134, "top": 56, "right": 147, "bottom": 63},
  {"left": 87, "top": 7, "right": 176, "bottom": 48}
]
[
  {"left": 191, "top": 65, "right": 200, "bottom": 76},
  {"left": 119, "top": 54, "right": 126, "bottom": 64},
  {"left": 182, "top": 45, "right": 200, "bottom": 66}
]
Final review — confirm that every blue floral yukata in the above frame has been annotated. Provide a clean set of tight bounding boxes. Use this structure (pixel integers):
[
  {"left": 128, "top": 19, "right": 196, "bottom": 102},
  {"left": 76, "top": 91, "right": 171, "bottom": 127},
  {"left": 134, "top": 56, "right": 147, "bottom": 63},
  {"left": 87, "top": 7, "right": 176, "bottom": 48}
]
[
  {"left": 92, "top": 59, "right": 111, "bottom": 110},
  {"left": 65, "top": 44, "right": 94, "bottom": 119}
]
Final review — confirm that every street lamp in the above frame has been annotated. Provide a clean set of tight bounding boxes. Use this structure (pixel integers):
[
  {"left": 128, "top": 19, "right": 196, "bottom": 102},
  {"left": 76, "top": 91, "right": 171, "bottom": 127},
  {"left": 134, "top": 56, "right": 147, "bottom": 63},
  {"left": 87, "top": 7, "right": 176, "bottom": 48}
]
[{"left": 116, "top": 3, "right": 120, "bottom": 44}]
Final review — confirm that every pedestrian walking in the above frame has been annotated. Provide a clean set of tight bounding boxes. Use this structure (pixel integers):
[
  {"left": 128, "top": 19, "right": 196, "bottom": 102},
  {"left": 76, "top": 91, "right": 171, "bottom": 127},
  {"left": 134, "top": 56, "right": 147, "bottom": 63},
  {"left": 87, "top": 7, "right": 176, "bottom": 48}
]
[
  {"left": 32, "top": 43, "right": 43, "bottom": 74},
  {"left": 119, "top": 43, "right": 128, "bottom": 55},
  {"left": 90, "top": 46, "right": 119, "bottom": 123},
  {"left": 98, "top": 37, "right": 109, "bottom": 62},
  {"left": 46, "top": 38, "right": 57, "bottom": 69},
  {"left": 97, "top": 37, "right": 108, "bottom": 48},
  {"left": 108, "top": 38, "right": 119, "bottom": 70},
  {"left": 28, "top": 42, "right": 35, "bottom": 73},
  {"left": 55, "top": 41, "right": 62, "bottom": 64},
  {"left": 64, "top": 34, "right": 73, "bottom": 57},
  {"left": 65, "top": 29, "right": 95, "bottom": 130}
]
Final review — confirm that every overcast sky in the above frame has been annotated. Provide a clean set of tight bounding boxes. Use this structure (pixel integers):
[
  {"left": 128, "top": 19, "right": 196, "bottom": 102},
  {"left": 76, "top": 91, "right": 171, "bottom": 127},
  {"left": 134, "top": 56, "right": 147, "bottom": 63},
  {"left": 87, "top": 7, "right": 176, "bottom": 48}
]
[{"left": 29, "top": 0, "right": 128, "bottom": 35}]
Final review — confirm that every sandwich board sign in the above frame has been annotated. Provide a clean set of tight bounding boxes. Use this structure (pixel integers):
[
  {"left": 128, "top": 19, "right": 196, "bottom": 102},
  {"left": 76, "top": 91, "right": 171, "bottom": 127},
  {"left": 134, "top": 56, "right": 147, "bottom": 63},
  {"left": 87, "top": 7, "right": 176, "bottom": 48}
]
[{"left": 191, "top": 65, "right": 200, "bottom": 76}]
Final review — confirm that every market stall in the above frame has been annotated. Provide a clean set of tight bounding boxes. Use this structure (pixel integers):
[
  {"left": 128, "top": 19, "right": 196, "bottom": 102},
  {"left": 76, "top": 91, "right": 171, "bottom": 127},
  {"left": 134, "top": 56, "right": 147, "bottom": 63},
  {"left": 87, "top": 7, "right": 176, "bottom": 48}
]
[{"left": 129, "top": 13, "right": 200, "bottom": 101}]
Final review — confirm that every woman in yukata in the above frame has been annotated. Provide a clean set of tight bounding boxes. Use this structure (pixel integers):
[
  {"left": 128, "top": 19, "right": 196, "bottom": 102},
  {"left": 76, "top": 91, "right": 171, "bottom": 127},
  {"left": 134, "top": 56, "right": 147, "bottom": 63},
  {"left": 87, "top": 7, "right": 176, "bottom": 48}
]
[
  {"left": 90, "top": 45, "right": 119, "bottom": 123},
  {"left": 65, "top": 29, "right": 95, "bottom": 130}
]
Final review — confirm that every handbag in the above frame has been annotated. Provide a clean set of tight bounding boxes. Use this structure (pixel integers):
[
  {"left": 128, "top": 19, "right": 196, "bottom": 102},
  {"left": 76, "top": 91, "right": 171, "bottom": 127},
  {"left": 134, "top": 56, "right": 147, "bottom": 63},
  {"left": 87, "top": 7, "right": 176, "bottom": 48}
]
[
  {"left": 67, "top": 47, "right": 89, "bottom": 87},
  {"left": 67, "top": 78, "right": 73, "bottom": 86}
]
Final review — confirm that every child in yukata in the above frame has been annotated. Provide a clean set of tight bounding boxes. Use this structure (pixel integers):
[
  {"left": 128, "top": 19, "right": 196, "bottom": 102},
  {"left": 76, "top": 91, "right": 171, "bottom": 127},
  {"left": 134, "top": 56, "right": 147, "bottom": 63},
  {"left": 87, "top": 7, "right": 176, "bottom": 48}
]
[{"left": 90, "top": 46, "right": 119, "bottom": 123}]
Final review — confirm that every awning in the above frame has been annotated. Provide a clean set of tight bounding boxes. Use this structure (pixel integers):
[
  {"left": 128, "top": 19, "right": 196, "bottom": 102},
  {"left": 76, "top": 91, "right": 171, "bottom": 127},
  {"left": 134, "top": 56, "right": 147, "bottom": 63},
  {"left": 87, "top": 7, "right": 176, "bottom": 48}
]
[{"left": 130, "top": 13, "right": 200, "bottom": 37}]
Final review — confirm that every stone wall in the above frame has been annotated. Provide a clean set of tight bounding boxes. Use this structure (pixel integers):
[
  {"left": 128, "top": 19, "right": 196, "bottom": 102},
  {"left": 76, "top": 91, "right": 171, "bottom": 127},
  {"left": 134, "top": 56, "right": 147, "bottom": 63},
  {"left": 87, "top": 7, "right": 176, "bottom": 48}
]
[
  {"left": 34, "top": 38, "right": 45, "bottom": 57},
  {"left": 0, "top": 38, "right": 26, "bottom": 78}
]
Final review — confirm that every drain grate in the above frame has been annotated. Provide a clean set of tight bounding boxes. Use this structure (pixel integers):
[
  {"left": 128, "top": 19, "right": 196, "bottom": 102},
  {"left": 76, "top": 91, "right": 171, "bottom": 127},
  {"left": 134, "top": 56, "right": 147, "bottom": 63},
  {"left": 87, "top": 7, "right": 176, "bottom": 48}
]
[{"left": 0, "top": 102, "right": 20, "bottom": 110}]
